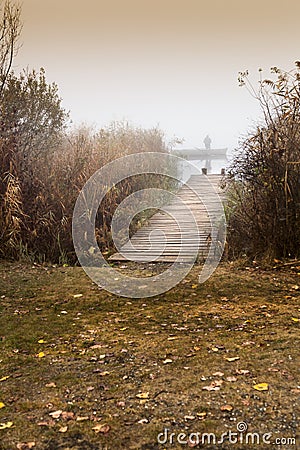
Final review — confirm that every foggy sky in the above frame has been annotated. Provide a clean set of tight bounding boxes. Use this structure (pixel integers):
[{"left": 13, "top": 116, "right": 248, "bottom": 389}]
[{"left": 13, "top": 0, "right": 300, "bottom": 151}]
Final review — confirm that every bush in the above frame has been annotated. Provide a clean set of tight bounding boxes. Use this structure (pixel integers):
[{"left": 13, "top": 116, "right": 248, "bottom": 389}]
[{"left": 226, "top": 62, "right": 300, "bottom": 259}]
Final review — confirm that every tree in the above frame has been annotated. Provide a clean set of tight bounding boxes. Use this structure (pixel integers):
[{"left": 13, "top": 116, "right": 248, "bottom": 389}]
[
  {"left": 227, "top": 62, "right": 300, "bottom": 258},
  {"left": 0, "top": 68, "right": 69, "bottom": 166},
  {"left": 0, "top": 0, "right": 21, "bottom": 95}
]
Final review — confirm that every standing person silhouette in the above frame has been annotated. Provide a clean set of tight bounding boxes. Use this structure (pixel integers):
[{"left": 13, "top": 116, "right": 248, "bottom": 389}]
[{"left": 204, "top": 135, "right": 211, "bottom": 150}]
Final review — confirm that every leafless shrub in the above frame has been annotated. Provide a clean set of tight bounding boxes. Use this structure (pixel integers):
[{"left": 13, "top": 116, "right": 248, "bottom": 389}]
[{"left": 226, "top": 62, "right": 300, "bottom": 259}]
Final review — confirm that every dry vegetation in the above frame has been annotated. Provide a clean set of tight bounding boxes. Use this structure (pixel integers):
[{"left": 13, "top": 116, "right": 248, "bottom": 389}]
[
  {"left": 0, "top": 116, "right": 174, "bottom": 263},
  {"left": 227, "top": 63, "right": 300, "bottom": 260}
]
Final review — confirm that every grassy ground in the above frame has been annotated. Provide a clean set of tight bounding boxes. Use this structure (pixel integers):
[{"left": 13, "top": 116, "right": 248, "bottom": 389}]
[{"left": 0, "top": 260, "right": 299, "bottom": 449}]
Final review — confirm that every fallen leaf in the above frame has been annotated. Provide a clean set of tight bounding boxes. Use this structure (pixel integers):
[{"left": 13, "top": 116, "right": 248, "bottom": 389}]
[
  {"left": 191, "top": 284, "right": 198, "bottom": 289},
  {"left": 226, "top": 376, "right": 237, "bottom": 382},
  {"left": 242, "top": 341, "right": 255, "bottom": 346},
  {"left": 212, "top": 379, "right": 223, "bottom": 387},
  {"left": 226, "top": 356, "right": 240, "bottom": 362},
  {"left": 16, "top": 443, "right": 36, "bottom": 450},
  {"left": 73, "top": 294, "right": 83, "bottom": 298},
  {"left": 253, "top": 383, "right": 269, "bottom": 391},
  {"left": 37, "top": 420, "right": 55, "bottom": 427},
  {"left": 220, "top": 404, "right": 233, "bottom": 411},
  {"left": 99, "top": 371, "right": 110, "bottom": 376},
  {"left": 37, "top": 352, "right": 45, "bottom": 358},
  {"left": 0, "top": 376, "right": 10, "bottom": 382},
  {"left": 137, "top": 418, "right": 149, "bottom": 424},
  {"left": 38, "top": 339, "right": 45, "bottom": 344},
  {"left": 168, "top": 337, "right": 178, "bottom": 341},
  {"left": 291, "top": 388, "right": 300, "bottom": 394},
  {"left": 291, "top": 285, "right": 299, "bottom": 290},
  {"left": 184, "top": 415, "right": 196, "bottom": 420},
  {"left": 235, "top": 369, "right": 250, "bottom": 375},
  {"left": 116, "top": 401, "right": 125, "bottom": 407},
  {"left": 92, "top": 423, "right": 110, "bottom": 433},
  {"left": 76, "top": 416, "right": 89, "bottom": 422},
  {"left": 268, "top": 367, "right": 279, "bottom": 372},
  {"left": 0, "top": 402, "right": 5, "bottom": 409},
  {"left": 291, "top": 317, "right": 299, "bottom": 322},
  {"left": 136, "top": 392, "right": 149, "bottom": 399},
  {"left": 61, "top": 411, "right": 75, "bottom": 420},
  {"left": 212, "top": 371, "right": 224, "bottom": 377},
  {"left": 163, "top": 359, "right": 173, "bottom": 364},
  {"left": 196, "top": 412, "right": 207, "bottom": 419},
  {"left": 211, "top": 347, "right": 219, "bottom": 352},
  {"left": 0, "top": 421, "right": 13, "bottom": 429},
  {"left": 59, "top": 426, "right": 68, "bottom": 433},
  {"left": 49, "top": 410, "right": 62, "bottom": 419},
  {"left": 202, "top": 385, "right": 220, "bottom": 391},
  {"left": 45, "top": 382, "right": 56, "bottom": 388}
]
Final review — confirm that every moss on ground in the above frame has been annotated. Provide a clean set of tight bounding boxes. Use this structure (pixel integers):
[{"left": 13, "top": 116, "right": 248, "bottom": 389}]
[{"left": 0, "top": 261, "right": 299, "bottom": 449}]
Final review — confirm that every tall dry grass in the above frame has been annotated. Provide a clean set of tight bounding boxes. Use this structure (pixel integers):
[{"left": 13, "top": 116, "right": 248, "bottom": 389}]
[{"left": 0, "top": 121, "right": 175, "bottom": 263}]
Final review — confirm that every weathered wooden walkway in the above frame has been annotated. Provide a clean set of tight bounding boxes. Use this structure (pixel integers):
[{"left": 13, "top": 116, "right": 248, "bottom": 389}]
[{"left": 109, "top": 174, "right": 226, "bottom": 263}]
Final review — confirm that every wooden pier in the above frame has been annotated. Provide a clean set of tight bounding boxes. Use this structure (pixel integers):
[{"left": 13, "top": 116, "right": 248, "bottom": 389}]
[{"left": 109, "top": 174, "right": 226, "bottom": 263}]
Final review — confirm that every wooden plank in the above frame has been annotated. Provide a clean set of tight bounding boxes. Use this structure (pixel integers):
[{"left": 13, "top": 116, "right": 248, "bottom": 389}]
[{"left": 109, "top": 174, "right": 226, "bottom": 263}]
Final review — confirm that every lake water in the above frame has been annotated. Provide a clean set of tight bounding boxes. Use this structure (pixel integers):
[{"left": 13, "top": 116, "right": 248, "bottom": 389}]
[{"left": 179, "top": 156, "right": 232, "bottom": 182}]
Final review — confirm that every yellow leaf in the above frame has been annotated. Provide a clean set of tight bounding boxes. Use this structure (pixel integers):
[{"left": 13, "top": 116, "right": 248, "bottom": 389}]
[
  {"left": 38, "top": 339, "right": 45, "bottom": 344},
  {"left": 253, "top": 383, "right": 269, "bottom": 391},
  {"left": 0, "top": 421, "right": 13, "bottom": 430},
  {"left": 0, "top": 402, "right": 5, "bottom": 409},
  {"left": 45, "top": 382, "right": 56, "bottom": 388},
  {"left": 37, "top": 352, "right": 45, "bottom": 358},
  {"left": 191, "top": 284, "right": 198, "bottom": 289},
  {"left": 0, "top": 376, "right": 9, "bottom": 382},
  {"left": 220, "top": 404, "right": 233, "bottom": 411},
  {"left": 292, "top": 317, "right": 299, "bottom": 322},
  {"left": 225, "top": 357, "right": 240, "bottom": 362},
  {"left": 136, "top": 392, "right": 149, "bottom": 399}
]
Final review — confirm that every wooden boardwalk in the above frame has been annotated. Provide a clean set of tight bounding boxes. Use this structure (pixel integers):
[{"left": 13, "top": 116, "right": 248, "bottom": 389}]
[{"left": 109, "top": 174, "right": 226, "bottom": 263}]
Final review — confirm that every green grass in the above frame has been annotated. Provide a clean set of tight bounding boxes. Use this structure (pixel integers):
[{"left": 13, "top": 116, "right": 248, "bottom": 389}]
[{"left": 0, "top": 261, "right": 299, "bottom": 449}]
